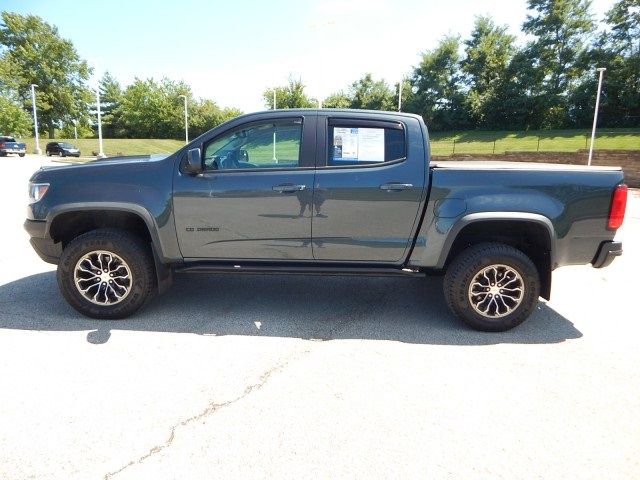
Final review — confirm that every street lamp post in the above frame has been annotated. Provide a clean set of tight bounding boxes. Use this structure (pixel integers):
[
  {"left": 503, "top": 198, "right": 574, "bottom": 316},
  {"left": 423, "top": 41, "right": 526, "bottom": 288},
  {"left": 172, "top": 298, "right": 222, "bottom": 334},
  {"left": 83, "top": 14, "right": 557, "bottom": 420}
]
[
  {"left": 588, "top": 67, "right": 606, "bottom": 166},
  {"left": 72, "top": 119, "right": 78, "bottom": 140},
  {"left": 30, "top": 84, "right": 42, "bottom": 154},
  {"left": 398, "top": 80, "right": 403, "bottom": 112},
  {"left": 95, "top": 88, "right": 105, "bottom": 158},
  {"left": 179, "top": 94, "right": 189, "bottom": 144},
  {"left": 272, "top": 89, "right": 277, "bottom": 162}
]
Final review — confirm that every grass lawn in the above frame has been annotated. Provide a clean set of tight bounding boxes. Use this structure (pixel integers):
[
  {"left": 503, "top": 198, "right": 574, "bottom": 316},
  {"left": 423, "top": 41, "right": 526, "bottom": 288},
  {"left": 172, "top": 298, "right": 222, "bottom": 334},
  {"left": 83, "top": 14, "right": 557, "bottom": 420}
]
[
  {"left": 18, "top": 138, "right": 184, "bottom": 157},
  {"left": 15, "top": 128, "right": 639, "bottom": 159},
  {"left": 430, "top": 128, "right": 640, "bottom": 155}
]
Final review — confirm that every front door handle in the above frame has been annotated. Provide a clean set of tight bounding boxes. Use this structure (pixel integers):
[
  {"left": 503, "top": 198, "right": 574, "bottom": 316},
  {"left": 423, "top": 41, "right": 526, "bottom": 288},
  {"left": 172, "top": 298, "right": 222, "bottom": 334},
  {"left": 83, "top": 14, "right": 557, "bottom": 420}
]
[
  {"left": 272, "top": 184, "right": 306, "bottom": 193},
  {"left": 380, "top": 183, "right": 413, "bottom": 191}
]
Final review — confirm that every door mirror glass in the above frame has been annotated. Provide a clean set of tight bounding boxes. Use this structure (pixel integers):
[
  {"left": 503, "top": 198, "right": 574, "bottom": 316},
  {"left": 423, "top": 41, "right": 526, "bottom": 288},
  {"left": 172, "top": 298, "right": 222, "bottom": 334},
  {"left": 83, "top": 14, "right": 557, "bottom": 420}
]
[{"left": 185, "top": 148, "right": 202, "bottom": 174}]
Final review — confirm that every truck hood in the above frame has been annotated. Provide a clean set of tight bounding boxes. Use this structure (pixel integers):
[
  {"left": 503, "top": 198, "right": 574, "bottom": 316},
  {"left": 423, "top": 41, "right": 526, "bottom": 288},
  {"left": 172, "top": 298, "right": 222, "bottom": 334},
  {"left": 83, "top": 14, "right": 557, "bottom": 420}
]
[{"left": 30, "top": 153, "right": 173, "bottom": 182}]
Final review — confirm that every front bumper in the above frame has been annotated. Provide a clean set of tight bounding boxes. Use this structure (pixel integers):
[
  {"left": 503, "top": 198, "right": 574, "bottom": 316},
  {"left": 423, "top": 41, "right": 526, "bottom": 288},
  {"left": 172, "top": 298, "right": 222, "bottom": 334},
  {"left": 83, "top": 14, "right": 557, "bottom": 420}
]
[
  {"left": 24, "top": 219, "right": 61, "bottom": 264},
  {"left": 592, "top": 241, "right": 622, "bottom": 269}
]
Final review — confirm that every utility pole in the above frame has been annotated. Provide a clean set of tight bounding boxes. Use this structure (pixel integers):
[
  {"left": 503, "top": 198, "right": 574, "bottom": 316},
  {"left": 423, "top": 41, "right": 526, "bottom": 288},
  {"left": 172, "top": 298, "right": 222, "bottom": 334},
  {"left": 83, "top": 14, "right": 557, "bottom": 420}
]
[
  {"left": 179, "top": 95, "right": 189, "bottom": 144},
  {"left": 95, "top": 88, "right": 105, "bottom": 158},
  {"left": 272, "top": 89, "right": 277, "bottom": 162},
  {"left": 398, "top": 81, "right": 402, "bottom": 112},
  {"left": 588, "top": 67, "right": 606, "bottom": 166},
  {"left": 72, "top": 119, "right": 77, "bottom": 140},
  {"left": 30, "top": 84, "right": 42, "bottom": 154}
]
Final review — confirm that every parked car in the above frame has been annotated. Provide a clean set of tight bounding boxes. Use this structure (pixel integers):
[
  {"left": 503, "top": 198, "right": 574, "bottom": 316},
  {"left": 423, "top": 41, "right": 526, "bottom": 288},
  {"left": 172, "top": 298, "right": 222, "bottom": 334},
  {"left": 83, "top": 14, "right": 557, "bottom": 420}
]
[
  {"left": 24, "top": 109, "right": 627, "bottom": 331},
  {"left": 46, "top": 142, "right": 81, "bottom": 157},
  {"left": 0, "top": 136, "right": 26, "bottom": 157}
]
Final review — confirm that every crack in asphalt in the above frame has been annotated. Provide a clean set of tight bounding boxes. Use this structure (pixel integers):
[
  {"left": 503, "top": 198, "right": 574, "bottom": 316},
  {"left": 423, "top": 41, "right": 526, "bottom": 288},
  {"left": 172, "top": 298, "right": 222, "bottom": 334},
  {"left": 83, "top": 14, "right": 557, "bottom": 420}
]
[{"left": 103, "top": 347, "right": 310, "bottom": 480}]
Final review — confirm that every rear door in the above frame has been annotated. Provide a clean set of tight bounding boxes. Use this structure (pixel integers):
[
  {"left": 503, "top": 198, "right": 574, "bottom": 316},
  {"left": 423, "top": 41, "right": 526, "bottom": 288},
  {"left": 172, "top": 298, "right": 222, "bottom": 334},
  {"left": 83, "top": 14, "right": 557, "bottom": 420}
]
[
  {"left": 311, "top": 113, "right": 427, "bottom": 263},
  {"left": 173, "top": 113, "right": 317, "bottom": 260}
]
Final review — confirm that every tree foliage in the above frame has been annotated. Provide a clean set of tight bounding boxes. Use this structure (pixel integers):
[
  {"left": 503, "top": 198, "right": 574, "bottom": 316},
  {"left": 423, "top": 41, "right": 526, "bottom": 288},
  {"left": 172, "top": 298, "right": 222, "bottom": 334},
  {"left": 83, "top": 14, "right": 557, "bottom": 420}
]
[
  {"left": 0, "top": 95, "right": 32, "bottom": 136},
  {"left": 0, "top": 12, "right": 92, "bottom": 137},
  {"left": 406, "top": 36, "right": 468, "bottom": 130},
  {"left": 263, "top": 77, "right": 316, "bottom": 109}
]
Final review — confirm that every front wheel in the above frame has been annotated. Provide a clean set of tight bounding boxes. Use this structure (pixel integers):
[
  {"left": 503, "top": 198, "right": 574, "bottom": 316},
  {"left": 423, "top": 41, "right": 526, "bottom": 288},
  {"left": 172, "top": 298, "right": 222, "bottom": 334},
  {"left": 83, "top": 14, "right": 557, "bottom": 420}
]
[
  {"left": 19, "top": 153, "right": 25, "bottom": 157},
  {"left": 57, "top": 229, "right": 156, "bottom": 319},
  {"left": 444, "top": 243, "right": 540, "bottom": 332}
]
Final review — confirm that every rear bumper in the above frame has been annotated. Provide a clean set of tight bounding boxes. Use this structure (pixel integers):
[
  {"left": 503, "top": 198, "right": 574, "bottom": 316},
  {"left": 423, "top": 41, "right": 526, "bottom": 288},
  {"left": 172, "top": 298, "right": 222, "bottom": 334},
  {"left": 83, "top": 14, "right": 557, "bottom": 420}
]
[
  {"left": 592, "top": 241, "right": 622, "bottom": 269},
  {"left": 24, "top": 219, "right": 61, "bottom": 264}
]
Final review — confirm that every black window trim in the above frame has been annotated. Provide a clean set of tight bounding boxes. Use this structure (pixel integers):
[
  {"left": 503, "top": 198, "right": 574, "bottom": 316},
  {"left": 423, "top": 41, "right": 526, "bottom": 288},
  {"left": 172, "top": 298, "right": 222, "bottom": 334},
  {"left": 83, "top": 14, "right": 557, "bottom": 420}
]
[{"left": 319, "top": 117, "right": 408, "bottom": 169}]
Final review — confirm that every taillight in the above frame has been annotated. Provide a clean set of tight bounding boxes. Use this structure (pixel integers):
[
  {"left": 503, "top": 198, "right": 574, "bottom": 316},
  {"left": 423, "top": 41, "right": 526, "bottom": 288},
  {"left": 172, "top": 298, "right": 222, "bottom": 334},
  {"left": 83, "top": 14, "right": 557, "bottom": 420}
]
[
  {"left": 607, "top": 184, "right": 627, "bottom": 230},
  {"left": 0, "top": 143, "right": 4, "bottom": 148}
]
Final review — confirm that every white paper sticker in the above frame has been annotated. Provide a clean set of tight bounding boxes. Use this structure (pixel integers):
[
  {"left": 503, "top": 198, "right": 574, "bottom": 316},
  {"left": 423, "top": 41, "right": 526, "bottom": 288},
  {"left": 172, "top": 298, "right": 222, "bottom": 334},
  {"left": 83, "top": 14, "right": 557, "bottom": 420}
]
[
  {"left": 333, "top": 127, "right": 385, "bottom": 162},
  {"left": 357, "top": 128, "right": 385, "bottom": 162}
]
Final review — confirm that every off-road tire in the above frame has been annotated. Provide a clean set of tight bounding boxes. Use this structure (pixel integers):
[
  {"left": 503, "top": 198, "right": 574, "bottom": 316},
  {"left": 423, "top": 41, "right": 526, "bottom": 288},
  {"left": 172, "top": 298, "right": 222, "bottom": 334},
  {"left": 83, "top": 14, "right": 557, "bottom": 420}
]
[
  {"left": 444, "top": 243, "right": 540, "bottom": 332},
  {"left": 57, "top": 229, "right": 155, "bottom": 319}
]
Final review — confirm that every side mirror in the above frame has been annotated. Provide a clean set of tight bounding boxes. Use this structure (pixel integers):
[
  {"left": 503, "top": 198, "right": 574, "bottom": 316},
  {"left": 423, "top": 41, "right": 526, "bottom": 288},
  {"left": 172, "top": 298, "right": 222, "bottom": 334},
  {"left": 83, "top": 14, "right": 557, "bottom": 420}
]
[{"left": 185, "top": 148, "right": 202, "bottom": 174}]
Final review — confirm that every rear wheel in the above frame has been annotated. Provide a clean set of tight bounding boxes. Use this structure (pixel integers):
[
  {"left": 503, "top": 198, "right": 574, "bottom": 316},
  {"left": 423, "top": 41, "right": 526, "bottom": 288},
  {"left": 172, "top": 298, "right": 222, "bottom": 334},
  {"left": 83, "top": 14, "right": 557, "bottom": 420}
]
[
  {"left": 444, "top": 243, "right": 540, "bottom": 331},
  {"left": 19, "top": 153, "right": 25, "bottom": 157},
  {"left": 57, "top": 229, "right": 155, "bottom": 319}
]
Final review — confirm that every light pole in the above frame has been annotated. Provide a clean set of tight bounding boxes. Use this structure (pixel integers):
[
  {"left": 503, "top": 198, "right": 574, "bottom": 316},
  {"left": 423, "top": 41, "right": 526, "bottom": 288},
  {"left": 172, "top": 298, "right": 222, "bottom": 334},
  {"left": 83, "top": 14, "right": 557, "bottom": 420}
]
[
  {"left": 272, "top": 89, "right": 277, "bottom": 162},
  {"left": 398, "top": 80, "right": 403, "bottom": 112},
  {"left": 72, "top": 119, "right": 78, "bottom": 140},
  {"left": 95, "top": 88, "right": 105, "bottom": 158},
  {"left": 588, "top": 67, "right": 606, "bottom": 166},
  {"left": 30, "top": 84, "right": 42, "bottom": 154},
  {"left": 179, "top": 94, "right": 189, "bottom": 144}
]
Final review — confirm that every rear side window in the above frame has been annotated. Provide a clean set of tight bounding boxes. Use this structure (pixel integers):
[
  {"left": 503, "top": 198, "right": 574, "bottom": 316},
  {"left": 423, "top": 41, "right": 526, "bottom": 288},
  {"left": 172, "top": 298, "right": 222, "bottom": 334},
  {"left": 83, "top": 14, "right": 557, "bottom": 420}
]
[{"left": 327, "top": 122, "right": 405, "bottom": 167}]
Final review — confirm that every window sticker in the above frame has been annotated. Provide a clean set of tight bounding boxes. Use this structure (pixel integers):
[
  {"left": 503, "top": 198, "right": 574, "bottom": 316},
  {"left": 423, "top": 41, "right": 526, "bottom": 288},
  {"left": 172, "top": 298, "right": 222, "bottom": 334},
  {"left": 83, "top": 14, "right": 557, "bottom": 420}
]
[{"left": 333, "top": 127, "right": 385, "bottom": 162}]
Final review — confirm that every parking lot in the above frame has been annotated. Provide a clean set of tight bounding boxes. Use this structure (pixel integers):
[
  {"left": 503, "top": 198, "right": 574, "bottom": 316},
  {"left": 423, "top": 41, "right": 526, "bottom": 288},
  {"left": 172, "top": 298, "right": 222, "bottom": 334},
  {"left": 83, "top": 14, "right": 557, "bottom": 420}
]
[{"left": 1, "top": 155, "right": 639, "bottom": 480}]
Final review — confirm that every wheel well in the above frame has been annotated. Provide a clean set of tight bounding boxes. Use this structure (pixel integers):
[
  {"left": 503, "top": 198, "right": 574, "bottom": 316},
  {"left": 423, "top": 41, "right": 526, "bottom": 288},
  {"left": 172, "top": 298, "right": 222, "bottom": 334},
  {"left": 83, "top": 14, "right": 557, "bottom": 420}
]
[
  {"left": 49, "top": 210, "right": 153, "bottom": 248},
  {"left": 445, "top": 220, "right": 552, "bottom": 300}
]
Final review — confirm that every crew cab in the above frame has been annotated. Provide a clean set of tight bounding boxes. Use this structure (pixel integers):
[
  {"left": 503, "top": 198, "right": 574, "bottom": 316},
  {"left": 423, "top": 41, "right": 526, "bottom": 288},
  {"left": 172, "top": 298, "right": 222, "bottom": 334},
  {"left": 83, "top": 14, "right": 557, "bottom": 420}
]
[
  {"left": 0, "top": 136, "right": 26, "bottom": 157},
  {"left": 24, "top": 110, "right": 626, "bottom": 331}
]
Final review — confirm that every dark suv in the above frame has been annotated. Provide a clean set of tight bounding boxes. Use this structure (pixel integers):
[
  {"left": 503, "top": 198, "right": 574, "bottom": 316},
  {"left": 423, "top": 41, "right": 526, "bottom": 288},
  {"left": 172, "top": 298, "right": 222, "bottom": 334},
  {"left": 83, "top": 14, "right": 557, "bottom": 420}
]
[{"left": 46, "top": 142, "right": 81, "bottom": 157}]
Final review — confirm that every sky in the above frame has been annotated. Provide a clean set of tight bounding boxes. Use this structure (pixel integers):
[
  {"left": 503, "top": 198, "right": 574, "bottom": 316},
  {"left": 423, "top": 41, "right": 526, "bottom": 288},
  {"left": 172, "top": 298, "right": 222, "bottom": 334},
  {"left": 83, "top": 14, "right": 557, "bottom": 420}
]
[{"left": 1, "top": 0, "right": 618, "bottom": 112}]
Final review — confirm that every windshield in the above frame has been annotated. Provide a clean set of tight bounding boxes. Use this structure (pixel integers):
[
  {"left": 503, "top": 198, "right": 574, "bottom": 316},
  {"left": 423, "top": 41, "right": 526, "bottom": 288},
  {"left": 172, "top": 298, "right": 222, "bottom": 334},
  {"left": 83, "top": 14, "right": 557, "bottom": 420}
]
[{"left": 60, "top": 142, "right": 75, "bottom": 148}]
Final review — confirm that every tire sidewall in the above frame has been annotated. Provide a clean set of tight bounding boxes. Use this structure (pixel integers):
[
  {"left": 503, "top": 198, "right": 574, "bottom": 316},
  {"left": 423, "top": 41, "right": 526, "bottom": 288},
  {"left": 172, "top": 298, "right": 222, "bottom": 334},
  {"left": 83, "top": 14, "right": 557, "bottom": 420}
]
[{"left": 58, "top": 232, "right": 152, "bottom": 319}]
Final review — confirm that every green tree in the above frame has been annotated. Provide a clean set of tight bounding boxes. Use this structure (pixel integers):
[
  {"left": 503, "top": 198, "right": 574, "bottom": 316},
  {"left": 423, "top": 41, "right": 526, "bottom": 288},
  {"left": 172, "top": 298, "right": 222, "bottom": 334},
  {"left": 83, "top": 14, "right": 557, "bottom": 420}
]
[
  {"left": 407, "top": 35, "right": 467, "bottom": 130},
  {"left": 569, "top": 0, "right": 640, "bottom": 127},
  {"left": 461, "top": 16, "right": 516, "bottom": 127},
  {"left": 322, "top": 91, "right": 351, "bottom": 109},
  {"left": 347, "top": 73, "right": 395, "bottom": 110},
  {"left": 0, "top": 12, "right": 92, "bottom": 137},
  {"left": 522, "top": 0, "right": 595, "bottom": 127},
  {"left": 99, "top": 72, "right": 123, "bottom": 137},
  {"left": 189, "top": 99, "right": 242, "bottom": 138},
  {"left": 116, "top": 77, "right": 190, "bottom": 138},
  {"left": 263, "top": 77, "right": 316, "bottom": 109},
  {"left": 0, "top": 95, "right": 32, "bottom": 136},
  {"left": 606, "top": 0, "right": 640, "bottom": 54}
]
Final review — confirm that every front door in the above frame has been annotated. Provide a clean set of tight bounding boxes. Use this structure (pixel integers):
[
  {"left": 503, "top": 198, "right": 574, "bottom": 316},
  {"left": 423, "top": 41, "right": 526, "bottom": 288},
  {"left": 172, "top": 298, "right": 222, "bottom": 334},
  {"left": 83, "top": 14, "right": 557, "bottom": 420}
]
[{"left": 173, "top": 114, "right": 316, "bottom": 260}]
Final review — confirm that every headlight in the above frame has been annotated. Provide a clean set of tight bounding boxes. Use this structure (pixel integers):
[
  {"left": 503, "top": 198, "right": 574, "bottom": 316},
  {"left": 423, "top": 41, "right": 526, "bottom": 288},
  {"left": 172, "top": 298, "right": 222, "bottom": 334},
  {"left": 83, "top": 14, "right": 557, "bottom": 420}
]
[{"left": 28, "top": 182, "right": 50, "bottom": 203}]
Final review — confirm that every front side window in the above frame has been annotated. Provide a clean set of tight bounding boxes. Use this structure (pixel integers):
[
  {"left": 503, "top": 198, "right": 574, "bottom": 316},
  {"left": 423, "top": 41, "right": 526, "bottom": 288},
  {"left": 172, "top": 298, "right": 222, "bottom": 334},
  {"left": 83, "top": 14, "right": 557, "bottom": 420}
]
[
  {"left": 203, "top": 120, "right": 302, "bottom": 171},
  {"left": 328, "top": 123, "right": 405, "bottom": 166}
]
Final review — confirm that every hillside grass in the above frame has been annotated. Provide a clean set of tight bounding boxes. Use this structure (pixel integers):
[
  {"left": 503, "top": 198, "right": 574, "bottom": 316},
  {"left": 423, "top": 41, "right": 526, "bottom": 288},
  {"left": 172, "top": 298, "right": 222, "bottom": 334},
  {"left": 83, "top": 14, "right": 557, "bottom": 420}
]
[
  {"left": 429, "top": 128, "right": 640, "bottom": 155},
  {"left": 14, "top": 128, "right": 639, "bottom": 158},
  {"left": 19, "top": 138, "right": 184, "bottom": 157}
]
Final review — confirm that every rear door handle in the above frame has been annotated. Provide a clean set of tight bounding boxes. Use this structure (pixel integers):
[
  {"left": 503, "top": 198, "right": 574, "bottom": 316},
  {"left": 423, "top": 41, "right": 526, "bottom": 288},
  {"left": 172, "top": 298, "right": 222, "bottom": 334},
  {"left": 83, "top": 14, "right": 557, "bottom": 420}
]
[
  {"left": 380, "top": 183, "right": 413, "bottom": 191},
  {"left": 272, "top": 184, "right": 306, "bottom": 193}
]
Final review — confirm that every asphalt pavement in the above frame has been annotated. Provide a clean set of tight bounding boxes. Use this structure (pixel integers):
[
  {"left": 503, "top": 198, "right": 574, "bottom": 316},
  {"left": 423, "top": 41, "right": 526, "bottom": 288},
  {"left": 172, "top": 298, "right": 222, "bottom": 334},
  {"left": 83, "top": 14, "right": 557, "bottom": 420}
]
[{"left": 1, "top": 154, "right": 638, "bottom": 479}]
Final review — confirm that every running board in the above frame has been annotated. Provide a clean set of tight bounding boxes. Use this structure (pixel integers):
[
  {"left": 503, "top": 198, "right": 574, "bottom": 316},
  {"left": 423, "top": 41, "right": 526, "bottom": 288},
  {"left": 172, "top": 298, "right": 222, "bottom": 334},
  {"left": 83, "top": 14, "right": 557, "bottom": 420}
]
[{"left": 174, "top": 263, "right": 424, "bottom": 277}]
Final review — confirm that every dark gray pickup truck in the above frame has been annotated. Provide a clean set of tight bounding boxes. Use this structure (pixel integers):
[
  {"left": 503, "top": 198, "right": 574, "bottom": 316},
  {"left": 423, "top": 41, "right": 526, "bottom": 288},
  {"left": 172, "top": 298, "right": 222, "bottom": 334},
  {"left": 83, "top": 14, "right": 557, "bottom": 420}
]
[{"left": 24, "top": 110, "right": 627, "bottom": 331}]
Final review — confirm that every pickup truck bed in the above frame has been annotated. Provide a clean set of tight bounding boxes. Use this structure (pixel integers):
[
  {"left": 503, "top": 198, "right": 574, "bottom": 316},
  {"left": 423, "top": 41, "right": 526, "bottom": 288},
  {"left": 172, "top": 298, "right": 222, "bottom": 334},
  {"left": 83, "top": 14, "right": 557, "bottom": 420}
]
[{"left": 23, "top": 109, "right": 626, "bottom": 331}]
